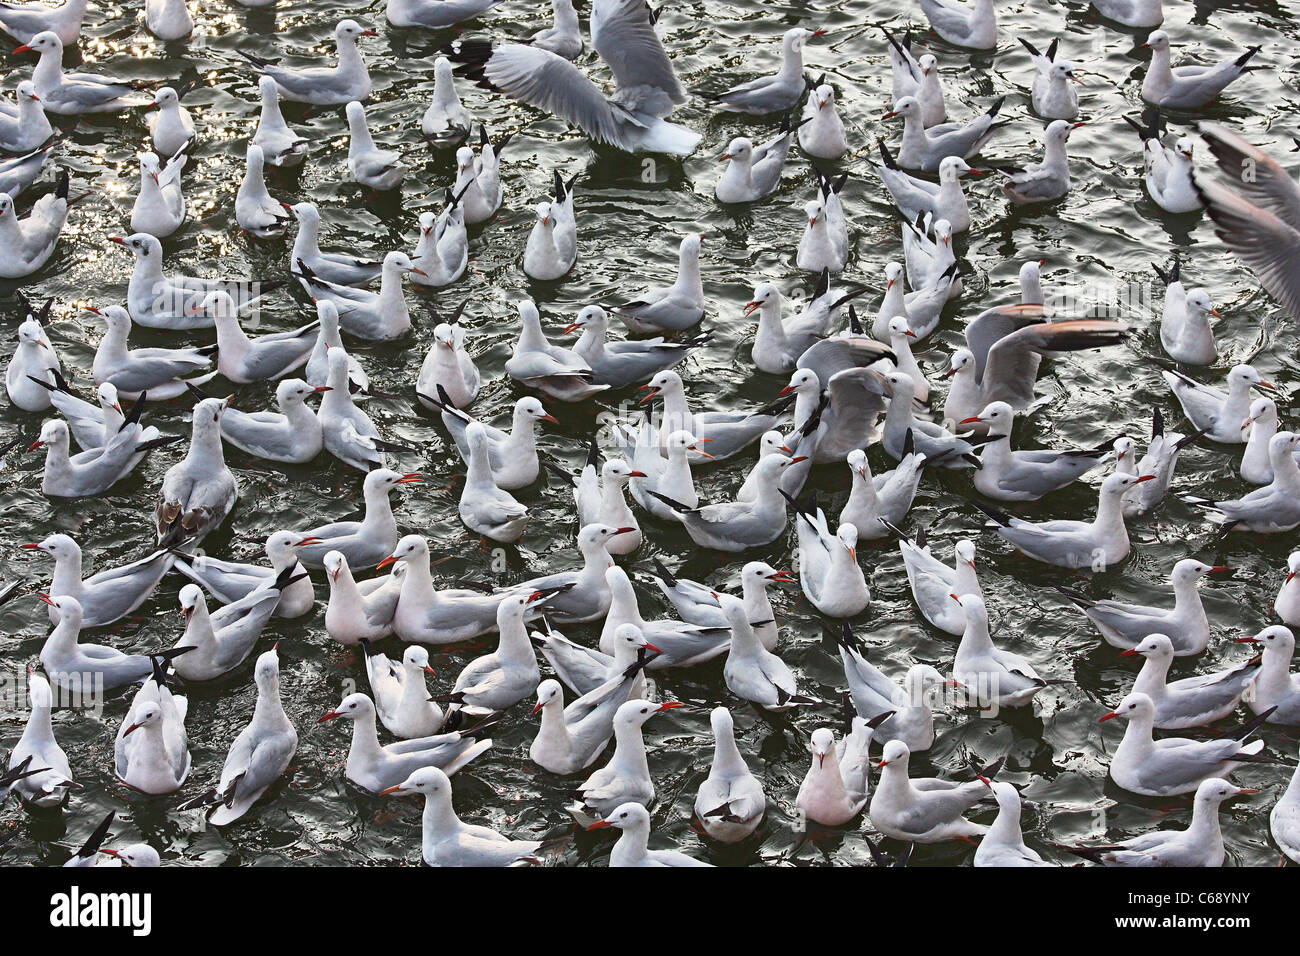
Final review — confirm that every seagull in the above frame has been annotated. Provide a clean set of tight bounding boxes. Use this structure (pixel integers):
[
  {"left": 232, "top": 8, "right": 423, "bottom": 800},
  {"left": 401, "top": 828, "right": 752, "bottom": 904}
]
[
  {"left": 363, "top": 643, "right": 443, "bottom": 739},
  {"left": 39, "top": 595, "right": 191, "bottom": 691},
  {"left": 0, "top": 80, "right": 52, "bottom": 152},
  {"left": 882, "top": 521, "right": 982, "bottom": 636},
  {"left": 147, "top": 86, "right": 195, "bottom": 158},
  {"left": 649, "top": 454, "right": 805, "bottom": 552},
  {"left": 839, "top": 446, "right": 926, "bottom": 539},
  {"left": 1192, "top": 123, "right": 1300, "bottom": 321},
  {"left": 251, "top": 76, "right": 308, "bottom": 167},
  {"left": 112, "top": 232, "right": 285, "bottom": 331},
  {"left": 6, "top": 309, "right": 59, "bottom": 412},
  {"left": 451, "top": 129, "right": 509, "bottom": 225},
  {"left": 0, "top": 171, "right": 68, "bottom": 278},
  {"left": 235, "top": 145, "right": 290, "bottom": 239},
  {"left": 883, "top": 94, "right": 1005, "bottom": 173},
  {"left": 434, "top": 590, "right": 553, "bottom": 714},
  {"left": 974, "top": 781, "right": 1050, "bottom": 867},
  {"left": 1020, "top": 37, "right": 1079, "bottom": 121},
  {"left": 995, "top": 119, "right": 1082, "bottom": 205},
  {"left": 797, "top": 174, "right": 849, "bottom": 274},
  {"left": 694, "top": 706, "right": 765, "bottom": 843},
  {"left": 952, "top": 593, "right": 1052, "bottom": 710},
  {"left": 459, "top": 422, "right": 529, "bottom": 543},
  {"left": 155, "top": 398, "right": 238, "bottom": 547},
  {"left": 598, "top": 568, "right": 733, "bottom": 667},
  {"left": 387, "top": 0, "right": 501, "bottom": 28},
  {"left": 869, "top": 740, "right": 1000, "bottom": 843},
  {"left": 697, "top": 27, "right": 825, "bottom": 115},
  {"left": 720, "top": 593, "right": 816, "bottom": 711},
  {"left": 169, "top": 576, "right": 291, "bottom": 682},
  {"left": 1121, "top": 634, "right": 1260, "bottom": 730},
  {"left": 322, "top": 551, "right": 402, "bottom": 646},
  {"left": 881, "top": 371, "right": 984, "bottom": 468},
  {"left": 239, "top": 19, "right": 375, "bottom": 106},
  {"left": 410, "top": 197, "right": 470, "bottom": 290},
  {"left": 386, "top": 534, "right": 523, "bottom": 643},
  {"left": 1183, "top": 431, "right": 1300, "bottom": 534},
  {"left": 1272, "top": 751, "right": 1300, "bottom": 863},
  {"left": 24, "top": 533, "right": 173, "bottom": 628},
  {"left": 288, "top": 202, "right": 382, "bottom": 286},
  {"left": 1090, "top": 0, "right": 1162, "bottom": 27},
  {"left": 534, "top": 618, "right": 652, "bottom": 698},
  {"left": 965, "top": 400, "right": 1112, "bottom": 501},
  {"left": 513, "top": 524, "right": 633, "bottom": 624},
  {"left": 1101, "top": 691, "right": 1280, "bottom": 797},
  {"left": 294, "top": 469, "right": 418, "bottom": 570},
  {"left": 1112, "top": 422, "right": 1197, "bottom": 514},
  {"left": 1153, "top": 258, "right": 1219, "bottom": 365},
  {"left": 799, "top": 80, "right": 847, "bottom": 160},
  {"left": 796, "top": 723, "right": 873, "bottom": 826},
  {"left": 1164, "top": 364, "right": 1272, "bottom": 444},
  {"left": 523, "top": 172, "right": 578, "bottom": 280},
  {"left": 1068, "top": 777, "right": 1254, "bottom": 867},
  {"left": 531, "top": 0, "right": 582, "bottom": 59},
  {"left": 1236, "top": 625, "right": 1300, "bottom": 725},
  {"left": 884, "top": 29, "right": 946, "bottom": 127},
  {"left": 565, "top": 304, "right": 707, "bottom": 389},
  {"left": 422, "top": 56, "right": 472, "bottom": 145},
  {"left": 317, "top": 693, "right": 493, "bottom": 793},
  {"left": 611, "top": 422, "right": 700, "bottom": 521},
  {"left": 129, "top": 148, "right": 187, "bottom": 239},
  {"left": 172, "top": 530, "right": 316, "bottom": 619},
  {"left": 15, "top": 31, "right": 151, "bottom": 114},
  {"left": 422, "top": 390, "right": 554, "bottom": 490},
  {"left": 449, "top": 0, "right": 699, "bottom": 155},
  {"left": 961, "top": 307, "right": 1129, "bottom": 412},
  {"left": 1125, "top": 113, "right": 1200, "bottom": 214},
  {"left": 506, "top": 299, "right": 608, "bottom": 402},
  {"left": 295, "top": 252, "right": 421, "bottom": 341},
  {"left": 835, "top": 624, "right": 954, "bottom": 751},
  {"left": 715, "top": 116, "right": 802, "bottom": 203},
  {"left": 193, "top": 292, "right": 318, "bottom": 384},
  {"left": 8, "top": 670, "right": 72, "bottom": 807},
  {"left": 529, "top": 657, "right": 651, "bottom": 774},
  {"left": 381, "top": 766, "right": 546, "bottom": 867},
  {"left": 88, "top": 308, "right": 215, "bottom": 402},
  {"left": 415, "top": 305, "right": 479, "bottom": 409},
  {"left": 144, "top": 0, "right": 192, "bottom": 40},
  {"left": 971, "top": 472, "right": 1150, "bottom": 570},
  {"left": 547, "top": 442, "right": 642, "bottom": 554},
  {"left": 1276, "top": 554, "right": 1300, "bottom": 628},
  {"left": 791, "top": 496, "right": 869, "bottom": 618},
  {"left": 648, "top": 558, "right": 786, "bottom": 651},
  {"left": 1060, "top": 558, "right": 1224, "bottom": 656},
  {"left": 31, "top": 415, "right": 175, "bottom": 499},
  {"left": 588, "top": 802, "right": 711, "bottom": 866},
  {"left": 750, "top": 274, "right": 877, "bottom": 373},
  {"left": 919, "top": 0, "right": 997, "bottom": 49},
  {"left": 0, "top": 134, "right": 57, "bottom": 198},
  {"left": 1238, "top": 398, "right": 1300, "bottom": 484},
  {"left": 0, "top": 0, "right": 88, "bottom": 45},
  {"left": 22, "top": 377, "right": 125, "bottom": 451},
  {"left": 1140, "top": 29, "right": 1260, "bottom": 110},
  {"left": 203, "top": 378, "right": 325, "bottom": 465},
  {"left": 346, "top": 101, "right": 408, "bottom": 192},
  {"left": 876, "top": 147, "right": 978, "bottom": 235},
  {"left": 640, "top": 368, "right": 794, "bottom": 462},
  {"left": 175, "top": 647, "right": 297, "bottom": 825},
  {"left": 612, "top": 233, "right": 705, "bottom": 334},
  {"left": 569, "top": 698, "right": 681, "bottom": 824},
  {"left": 317, "top": 349, "right": 407, "bottom": 472},
  {"left": 114, "top": 665, "right": 190, "bottom": 794}
]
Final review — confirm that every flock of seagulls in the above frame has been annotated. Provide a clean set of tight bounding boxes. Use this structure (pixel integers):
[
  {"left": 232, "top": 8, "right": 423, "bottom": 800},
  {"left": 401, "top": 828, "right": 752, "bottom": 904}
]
[{"left": 2, "top": 0, "right": 1300, "bottom": 869}]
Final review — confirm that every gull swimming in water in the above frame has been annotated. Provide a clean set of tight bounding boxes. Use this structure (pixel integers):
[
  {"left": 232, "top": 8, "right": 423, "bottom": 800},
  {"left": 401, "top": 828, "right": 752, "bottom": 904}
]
[
  {"left": 239, "top": 19, "right": 375, "bottom": 106},
  {"left": 869, "top": 739, "right": 1001, "bottom": 843},
  {"left": 694, "top": 706, "right": 765, "bottom": 842},
  {"left": 1139, "top": 29, "right": 1260, "bottom": 110},
  {"left": 588, "top": 802, "right": 711, "bottom": 866},
  {"left": 697, "top": 27, "right": 825, "bottom": 115}
]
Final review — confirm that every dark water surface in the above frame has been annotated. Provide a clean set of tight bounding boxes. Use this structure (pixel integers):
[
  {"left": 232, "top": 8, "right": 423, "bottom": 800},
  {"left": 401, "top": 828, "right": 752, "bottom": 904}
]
[{"left": 3, "top": 0, "right": 1300, "bottom": 866}]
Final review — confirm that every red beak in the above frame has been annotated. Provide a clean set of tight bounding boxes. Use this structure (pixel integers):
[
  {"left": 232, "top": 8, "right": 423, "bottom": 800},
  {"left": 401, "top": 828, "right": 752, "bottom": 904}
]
[
  {"left": 959, "top": 416, "right": 982, "bottom": 424},
  {"left": 586, "top": 820, "right": 613, "bottom": 830},
  {"left": 376, "top": 554, "right": 398, "bottom": 569},
  {"left": 1098, "top": 711, "right": 1118, "bottom": 722},
  {"left": 317, "top": 711, "right": 341, "bottom": 723}
]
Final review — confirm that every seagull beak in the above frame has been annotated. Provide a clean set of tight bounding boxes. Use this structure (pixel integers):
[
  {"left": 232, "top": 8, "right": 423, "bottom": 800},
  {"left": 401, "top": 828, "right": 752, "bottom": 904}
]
[
  {"left": 718, "top": 152, "right": 732, "bottom": 162},
  {"left": 778, "top": 385, "right": 795, "bottom": 396},
  {"left": 638, "top": 386, "right": 660, "bottom": 404},
  {"left": 770, "top": 571, "right": 795, "bottom": 583},
  {"left": 1118, "top": 648, "right": 1139, "bottom": 657},
  {"left": 423, "top": 665, "right": 436, "bottom": 676},
  {"left": 655, "top": 701, "right": 681, "bottom": 711},
  {"left": 122, "top": 722, "right": 142, "bottom": 737},
  {"left": 613, "top": 526, "right": 636, "bottom": 536},
  {"left": 296, "top": 536, "right": 322, "bottom": 547},
  {"left": 361, "top": 28, "right": 378, "bottom": 36},
  {"left": 743, "top": 300, "right": 761, "bottom": 316},
  {"left": 317, "top": 710, "right": 341, "bottom": 723},
  {"left": 562, "top": 322, "right": 580, "bottom": 334},
  {"left": 410, "top": 267, "right": 428, "bottom": 277},
  {"left": 397, "top": 473, "right": 422, "bottom": 484},
  {"left": 690, "top": 445, "right": 715, "bottom": 459},
  {"left": 1098, "top": 711, "right": 1119, "bottom": 722},
  {"left": 376, "top": 554, "right": 398, "bottom": 569},
  {"left": 12, "top": 44, "right": 30, "bottom": 54},
  {"left": 1209, "top": 308, "right": 1222, "bottom": 318},
  {"left": 1135, "top": 474, "right": 1156, "bottom": 483},
  {"left": 541, "top": 412, "right": 559, "bottom": 424},
  {"left": 27, "top": 439, "right": 44, "bottom": 452},
  {"left": 531, "top": 701, "right": 545, "bottom": 716},
  {"left": 379, "top": 785, "right": 405, "bottom": 794},
  {"left": 882, "top": 110, "right": 898, "bottom": 120},
  {"left": 627, "top": 470, "right": 647, "bottom": 478},
  {"left": 586, "top": 820, "right": 613, "bottom": 830},
  {"left": 1238, "top": 787, "right": 1261, "bottom": 795},
  {"left": 37, "top": 592, "right": 56, "bottom": 606},
  {"left": 108, "top": 236, "right": 128, "bottom": 246},
  {"left": 876, "top": 758, "right": 889, "bottom": 768},
  {"left": 959, "top": 416, "right": 982, "bottom": 424}
]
